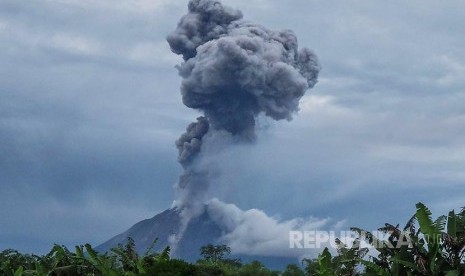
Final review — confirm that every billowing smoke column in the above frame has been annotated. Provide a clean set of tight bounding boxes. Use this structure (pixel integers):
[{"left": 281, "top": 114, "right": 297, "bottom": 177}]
[{"left": 168, "top": 0, "right": 320, "bottom": 215}]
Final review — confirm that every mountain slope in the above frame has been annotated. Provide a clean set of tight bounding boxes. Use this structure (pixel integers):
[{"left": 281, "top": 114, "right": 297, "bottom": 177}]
[
  {"left": 96, "top": 208, "right": 182, "bottom": 255},
  {"left": 96, "top": 206, "right": 297, "bottom": 269}
]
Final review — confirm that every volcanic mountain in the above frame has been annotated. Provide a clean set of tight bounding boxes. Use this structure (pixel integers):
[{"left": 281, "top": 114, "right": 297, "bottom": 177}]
[
  {"left": 96, "top": 203, "right": 297, "bottom": 269},
  {"left": 99, "top": 0, "right": 319, "bottom": 270}
]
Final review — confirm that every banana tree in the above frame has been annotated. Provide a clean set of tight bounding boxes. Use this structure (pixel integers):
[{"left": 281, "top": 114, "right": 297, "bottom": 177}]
[
  {"left": 352, "top": 202, "right": 464, "bottom": 275},
  {"left": 441, "top": 208, "right": 465, "bottom": 273}
]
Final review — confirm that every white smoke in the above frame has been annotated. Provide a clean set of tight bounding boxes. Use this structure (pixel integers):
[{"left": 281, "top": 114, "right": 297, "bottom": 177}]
[{"left": 205, "top": 198, "right": 345, "bottom": 258}]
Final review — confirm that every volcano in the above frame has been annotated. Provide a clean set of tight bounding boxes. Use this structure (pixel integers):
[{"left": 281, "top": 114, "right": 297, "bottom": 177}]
[
  {"left": 96, "top": 205, "right": 297, "bottom": 269},
  {"left": 99, "top": 1, "right": 321, "bottom": 269}
]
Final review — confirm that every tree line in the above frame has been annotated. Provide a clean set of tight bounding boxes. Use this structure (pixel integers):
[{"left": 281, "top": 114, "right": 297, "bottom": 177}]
[{"left": 1, "top": 202, "right": 464, "bottom": 275}]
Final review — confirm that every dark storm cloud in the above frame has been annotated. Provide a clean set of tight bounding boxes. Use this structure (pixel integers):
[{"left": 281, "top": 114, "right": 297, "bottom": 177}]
[
  {"left": 1, "top": 0, "right": 465, "bottom": 255},
  {"left": 0, "top": 0, "right": 188, "bottom": 252}
]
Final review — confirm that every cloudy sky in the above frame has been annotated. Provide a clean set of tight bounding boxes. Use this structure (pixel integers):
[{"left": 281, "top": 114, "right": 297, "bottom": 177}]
[{"left": 1, "top": 0, "right": 465, "bottom": 254}]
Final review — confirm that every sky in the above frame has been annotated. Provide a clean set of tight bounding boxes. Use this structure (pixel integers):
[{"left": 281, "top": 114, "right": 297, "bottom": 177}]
[{"left": 1, "top": 0, "right": 465, "bottom": 254}]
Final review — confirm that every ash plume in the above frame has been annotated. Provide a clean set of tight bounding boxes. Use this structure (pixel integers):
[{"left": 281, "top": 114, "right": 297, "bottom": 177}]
[{"left": 168, "top": 0, "right": 320, "bottom": 216}]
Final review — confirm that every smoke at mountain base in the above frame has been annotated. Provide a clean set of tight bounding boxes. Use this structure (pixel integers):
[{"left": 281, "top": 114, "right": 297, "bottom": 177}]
[{"left": 206, "top": 198, "right": 341, "bottom": 258}]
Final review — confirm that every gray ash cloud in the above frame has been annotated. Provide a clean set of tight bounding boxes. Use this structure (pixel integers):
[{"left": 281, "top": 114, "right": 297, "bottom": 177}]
[
  {"left": 175, "top": 117, "right": 209, "bottom": 167},
  {"left": 168, "top": 0, "right": 320, "bottom": 211}
]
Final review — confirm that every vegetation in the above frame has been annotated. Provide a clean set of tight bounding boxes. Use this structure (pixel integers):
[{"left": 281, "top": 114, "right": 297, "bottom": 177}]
[
  {"left": 1, "top": 202, "right": 464, "bottom": 275},
  {"left": 0, "top": 239, "right": 289, "bottom": 276},
  {"left": 305, "top": 202, "right": 465, "bottom": 275}
]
